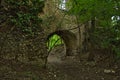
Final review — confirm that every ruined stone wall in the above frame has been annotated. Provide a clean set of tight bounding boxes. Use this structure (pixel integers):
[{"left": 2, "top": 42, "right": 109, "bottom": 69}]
[
  {"left": 0, "top": 0, "right": 87, "bottom": 67},
  {"left": 0, "top": 0, "right": 89, "bottom": 79},
  {"left": 43, "top": 0, "right": 84, "bottom": 55},
  {"left": 0, "top": 0, "right": 86, "bottom": 67},
  {"left": 0, "top": 30, "right": 47, "bottom": 66},
  {"left": 0, "top": 0, "right": 48, "bottom": 67}
]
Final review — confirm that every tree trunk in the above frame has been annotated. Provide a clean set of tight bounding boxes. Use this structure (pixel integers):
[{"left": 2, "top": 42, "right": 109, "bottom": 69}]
[{"left": 87, "top": 17, "right": 96, "bottom": 61}]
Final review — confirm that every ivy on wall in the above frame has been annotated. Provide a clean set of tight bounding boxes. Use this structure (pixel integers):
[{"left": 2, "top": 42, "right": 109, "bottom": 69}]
[{"left": 1, "top": 0, "right": 44, "bottom": 35}]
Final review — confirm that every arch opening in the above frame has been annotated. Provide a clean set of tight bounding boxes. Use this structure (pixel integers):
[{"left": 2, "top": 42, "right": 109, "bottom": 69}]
[
  {"left": 47, "top": 30, "right": 77, "bottom": 63},
  {"left": 47, "top": 34, "right": 64, "bottom": 53}
]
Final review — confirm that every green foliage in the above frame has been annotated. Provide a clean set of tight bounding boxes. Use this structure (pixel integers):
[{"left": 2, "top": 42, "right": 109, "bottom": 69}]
[
  {"left": 68, "top": 0, "right": 118, "bottom": 23},
  {"left": 91, "top": 17, "right": 120, "bottom": 57},
  {"left": 4, "top": 0, "right": 44, "bottom": 34},
  {"left": 68, "top": 0, "right": 120, "bottom": 58},
  {"left": 47, "top": 34, "right": 64, "bottom": 51}
]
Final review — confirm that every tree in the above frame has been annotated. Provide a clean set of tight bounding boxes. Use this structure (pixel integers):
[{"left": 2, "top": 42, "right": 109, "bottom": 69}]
[{"left": 68, "top": 0, "right": 120, "bottom": 58}]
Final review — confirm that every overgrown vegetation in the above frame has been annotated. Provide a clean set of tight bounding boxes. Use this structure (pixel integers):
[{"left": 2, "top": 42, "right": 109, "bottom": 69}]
[
  {"left": 0, "top": 0, "right": 44, "bottom": 35},
  {"left": 67, "top": 0, "right": 120, "bottom": 58}
]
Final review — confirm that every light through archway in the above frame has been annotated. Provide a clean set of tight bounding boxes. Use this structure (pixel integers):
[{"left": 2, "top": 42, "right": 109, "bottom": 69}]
[
  {"left": 47, "top": 30, "right": 77, "bottom": 63},
  {"left": 47, "top": 34, "right": 64, "bottom": 53}
]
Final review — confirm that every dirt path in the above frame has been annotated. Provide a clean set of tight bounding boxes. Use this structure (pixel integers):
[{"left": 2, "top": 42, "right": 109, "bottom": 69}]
[
  {"left": 46, "top": 54, "right": 120, "bottom": 80},
  {"left": 0, "top": 45, "right": 120, "bottom": 80},
  {"left": 0, "top": 54, "right": 120, "bottom": 80}
]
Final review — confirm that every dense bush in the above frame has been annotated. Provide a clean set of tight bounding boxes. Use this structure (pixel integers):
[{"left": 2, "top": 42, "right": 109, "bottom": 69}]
[
  {"left": 1, "top": 0, "right": 44, "bottom": 35},
  {"left": 68, "top": 0, "right": 120, "bottom": 58}
]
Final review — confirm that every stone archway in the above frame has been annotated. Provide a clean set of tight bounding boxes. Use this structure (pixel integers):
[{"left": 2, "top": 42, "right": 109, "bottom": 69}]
[{"left": 47, "top": 30, "right": 77, "bottom": 57}]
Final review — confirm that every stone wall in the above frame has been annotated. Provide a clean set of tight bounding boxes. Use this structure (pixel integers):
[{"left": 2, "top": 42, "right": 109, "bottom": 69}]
[
  {"left": 0, "top": 0, "right": 89, "bottom": 67},
  {"left": 0, "top": 0, "right": 87, "bottom": 67},
  {"left": 0, "top": 29, "right": 47, "bottom": 66},
  {"left": 43, "top": 0, "right": 84, "bottom": 56}
]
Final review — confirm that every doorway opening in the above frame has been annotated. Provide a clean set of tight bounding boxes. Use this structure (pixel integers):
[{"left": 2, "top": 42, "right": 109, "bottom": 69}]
[{"left": 47, "top": 30, "right": 77, "bottom": 63}]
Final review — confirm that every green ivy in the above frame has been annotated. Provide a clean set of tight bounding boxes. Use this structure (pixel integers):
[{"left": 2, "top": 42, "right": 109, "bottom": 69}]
[{"left": 3, "top": 0, "right": 44, "bottom": 35}]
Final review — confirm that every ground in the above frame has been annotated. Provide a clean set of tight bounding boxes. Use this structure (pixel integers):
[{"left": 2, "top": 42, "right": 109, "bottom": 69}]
[
  {"left": 45, "top": 54, "right": 120, "bottom": 80},
  {"left": 0, "top": 46, "right": 120, "bottom": 80}
]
